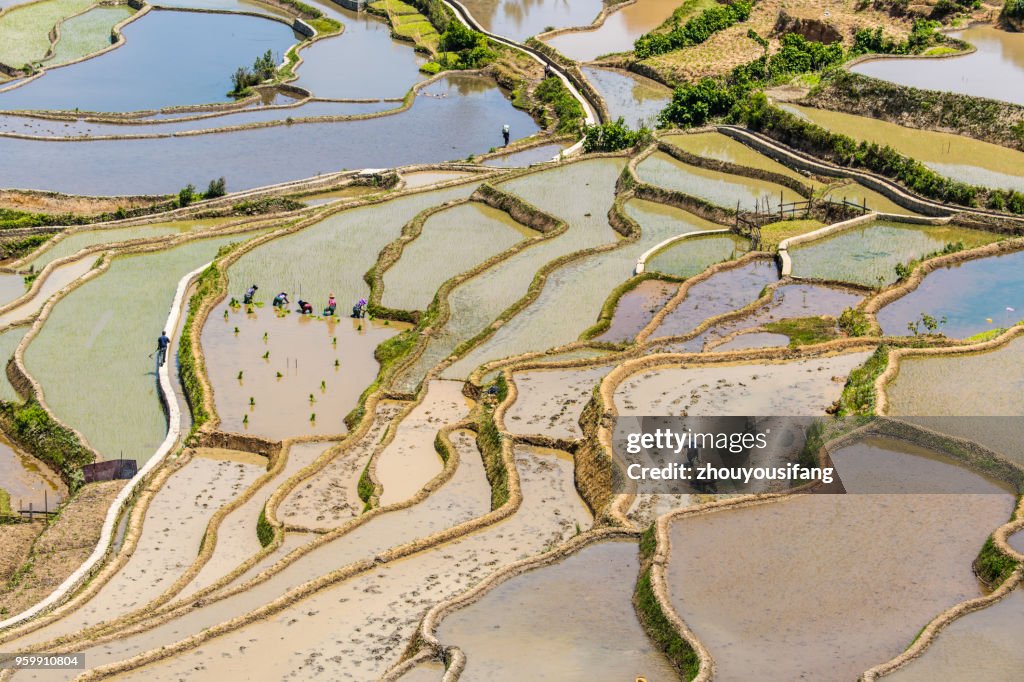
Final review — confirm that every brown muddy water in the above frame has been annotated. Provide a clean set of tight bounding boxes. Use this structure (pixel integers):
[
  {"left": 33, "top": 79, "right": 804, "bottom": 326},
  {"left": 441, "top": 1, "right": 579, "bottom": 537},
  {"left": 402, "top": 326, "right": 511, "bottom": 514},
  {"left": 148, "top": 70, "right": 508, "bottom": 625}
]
[
  {"left": 179, "top": 442, "right": 335, "bottom": 599},
  {"left": 278, "top": 401, "right": 404, "bottom": 530},
  {"left": 851, "top": 25, "right": 1024, "bottom": 107},
  {"left": 105, "top": 445, "right": 589, "bottom": 681},
  {"left": 649, "top": 259, "right": 778, "bottom": 338},
  {"left": 437, "top": 539, "right": 677, "bottom": 681},
  {"left": 401, "top": 170, "right": 474, "bottom": 189},
  {"left": 615, "top": 351, "right": 871, "bottom": 415},
  {"left": 597, "top": 278, "right": 677, "bottom": 342},
  {"left": 886, "top": 588, "right": 1024, "bottom": 682},
  {"left": 397, "top": 660, "right": 445, "bottom": 680},
  {"left": 6, "top": 449, "right": 264, "bottom": 650},
  {"left": 781, "top": 102, "right": 1024, "bottom": 193},
  {"left": 505, "top": 363, "right": 613, "bottom": 439},
  {"left": 460, "top": 0, "right": 603, "bottom": 41},
  {"left": 820, "top": 180, "right": 919, "bottom": 215},
  {"left": 0, "top": 430, "right": 63, "bottom": 509},
  {"left": 203, "top": 303, "right": 406, "bottom": 440},
  {"left": 712, "top": 330, "right": 790, "bottom": 351},
  {"left": 666, "top": 436, "right": 1015, "bottom": 681},
  {"left": 375, "top": 380, "right": 474, "bottom": 506},
  {"left": 637, "top": 151, "right": 804, "bottom": 211},
  {"left": 644, "top": 233, "right": 750, "bottom": 279},
  {"left": 543, "top": 0, "right": 681, "bottom": 60}
]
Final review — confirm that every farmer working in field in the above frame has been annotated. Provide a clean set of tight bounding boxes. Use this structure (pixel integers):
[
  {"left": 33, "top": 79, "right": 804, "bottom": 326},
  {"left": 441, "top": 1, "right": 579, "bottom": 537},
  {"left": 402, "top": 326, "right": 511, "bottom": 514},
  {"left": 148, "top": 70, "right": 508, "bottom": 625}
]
[
  {"left": 502, "top": 123, "right": 510, "bottom": 147},
  {"left": 156, "top": 331, "right": 170, "bottom": 367},
  {"left": 243, "top": 284, "right": 258, "bottom": 304},
  {"left": 273, "top": 292, "right": 289, "bottom": 308}
]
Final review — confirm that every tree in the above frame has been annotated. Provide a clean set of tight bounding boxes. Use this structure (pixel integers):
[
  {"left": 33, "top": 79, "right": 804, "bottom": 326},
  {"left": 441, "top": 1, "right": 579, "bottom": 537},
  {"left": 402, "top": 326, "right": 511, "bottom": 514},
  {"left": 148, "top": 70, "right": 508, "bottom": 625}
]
[
  {"left": 205, "top": 177, "right": 227, "bottom": 198},
  {"left": 178, "top": 184, "right": 196, "bottom": 208}
]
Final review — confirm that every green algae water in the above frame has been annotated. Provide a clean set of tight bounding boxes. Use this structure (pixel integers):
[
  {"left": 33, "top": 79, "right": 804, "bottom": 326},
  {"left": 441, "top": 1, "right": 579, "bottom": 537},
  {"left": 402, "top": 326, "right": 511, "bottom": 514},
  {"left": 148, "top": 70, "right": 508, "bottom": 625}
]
[
  {"left": 48, "top": 5, "right": 134, "bottom": 66},
  {"left": 24, "top": 232, "right": 260, "bottom": 462},
  {"left": 645, "top": 233, "right": 749, "bottom": 277},
  {"left": 663, "top": 131, "right": 816, "bottom": 186},
  {"left": 381, "top": 201, "right": 537, "bottom": 312},
  {"left": 789, "top": 220, "right": 997, "bottom": 287}
]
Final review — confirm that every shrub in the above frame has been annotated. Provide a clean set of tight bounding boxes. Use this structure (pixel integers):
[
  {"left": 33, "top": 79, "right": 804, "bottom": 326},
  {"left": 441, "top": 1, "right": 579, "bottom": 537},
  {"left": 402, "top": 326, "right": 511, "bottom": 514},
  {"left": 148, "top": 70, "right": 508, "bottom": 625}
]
[
  {"left": 1006, "top": 0, "right": 1024, "bottom": 19},
  {"left": 178, "top": 183, "right": 196, "bottom": 208},
  {"left": 204, "top": 177, "right": 227, "bottom": 199},
  {"left": 534, "top": 76, "right": 585, "bottom": 134},
  {"left": 0, "top": 399, "right": 95, "bottom": 491},
  {"left": 582, "top": 117, "right": 652, "bottom": 152},
  {"left": 229, "top": 50, "right": 278, "bottom": 97},
  {"left": 633, "top": 1, "right": 752, "bottom": 59}
]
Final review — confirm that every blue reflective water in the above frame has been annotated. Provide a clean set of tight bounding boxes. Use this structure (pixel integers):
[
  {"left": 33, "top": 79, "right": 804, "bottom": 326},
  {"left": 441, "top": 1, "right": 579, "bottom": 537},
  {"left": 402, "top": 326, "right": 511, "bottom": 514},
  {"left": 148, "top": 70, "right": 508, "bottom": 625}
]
[{"left": 0, "top": 10, "right": 300, "bottom": 112}]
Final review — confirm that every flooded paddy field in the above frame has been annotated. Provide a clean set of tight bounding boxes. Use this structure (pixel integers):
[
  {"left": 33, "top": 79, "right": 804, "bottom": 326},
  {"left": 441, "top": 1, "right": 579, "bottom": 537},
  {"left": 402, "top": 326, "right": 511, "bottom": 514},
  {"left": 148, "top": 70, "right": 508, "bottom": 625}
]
[
  {"left": 649, "top": 259, "right": 777, "bottom": 339},
  {"left": 644, "top": 232, "right": 749, "bottom": 278},
  {"left": 615, "top": 351, "right": 870, "bottom": 415},
  {"left": 544, "top": 0, "right": 681, "bottom": 61},
  {"left": 665, "top": 436, "right": 1015, "bottom": 681},
  {"left": 850, "top": 25, "right": 1024, "bottom": 107},
  {"left": 0, "top": 75, "right": 538, "bottom": 195},
  {"left": 0, "top": 10, "right": 301, "bottom": 112},
  {"left": 381, "top": 201, "right": 537, "bottom": 312},
  {"left": 637, "top": 151, "right": 804, "bottom": 211},
  {"left": 789, "top": 220, "right": 997, "bottom": 287},
  {"left": 597, "top": 278, "right": 676, "bottom": 342},
  {"left": 47, "top": 5, "right": 135, "bottom": 66},
  {"left": 437, "top": 539, "right": 677, "bottom": 681},
  {"left": 505, "top": 363, "right": 613, "bottom": 438},
  {"left": 460, "top": 0, "right": 603, "bottom": 42},
  {"left": 885, "top": 589, "right": 1024, "bottom": 681},
  {"left": 483, "top": 142, "right": 566, "bottom": 167},
  {"left": 581, "top": 66, "right": 671, "bottom": 126},
  {"left": 0, "top": 430, "right": 64, "bottom": 510},
  {"left": 662, "top": 131, "right": 816, "bottom": 185},
  {"left": 876, "top": 248, "right": 1024, "bottom": 338},
  {"left": 24, "top": 232, "right": 255, "bottom": 462},
  {"left": 781, "top": 103, "right": 1024, "bottom": 193}
]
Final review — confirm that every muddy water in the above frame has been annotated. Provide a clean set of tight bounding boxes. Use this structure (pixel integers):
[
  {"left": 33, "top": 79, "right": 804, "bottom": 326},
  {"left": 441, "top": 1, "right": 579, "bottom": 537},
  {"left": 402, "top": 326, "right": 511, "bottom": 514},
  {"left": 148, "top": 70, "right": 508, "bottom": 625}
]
[
  {"left": 24, "top": 233, "right": 254, "bottom": 463},
  {"left": 203, "top": 305, "right": 403, "bottom": 439},
  {"left": 877, "top": 248, "right": 1024, "bottom": 338},
  {"left": 637, "top": 151, "right": 804, "bottom": 211},
  {"left": 446, "top": 163, "right": 723, "bottom": 379},
  {"left": 650, "top": 259, "right": 777, "bottom": 338},
  {"left": 792, "top": 221, "right": 998, "bottom": 287},
  {"left": 400, "top": 170, "right": 474, "bottom": 189},
  {"left": 107, "top": 445, "right": 590, "bottom": 682},
  {"left": 544, "top": 0, "right": 680, "bottom": 60},
  {"left": 6, "top": 450, "right": 265, "bottom": 650},
  {"left": 886, "top": 589, "right": 1024, "bottom": 681},
  {"left": 375, "top": 380, "right": 474, "bottom": 506},
  {"left": 581, "top": 66, "right": 671, "bottom": 126},
  {"left": 615, "top": 351, "right": 871, "bottom": 415},
  {"left": 22, "top": 218, "right": 231, "bottom": 273},
  {"left": 460, "top": 0, "right": 604, "bottom": 41},
  {"left": 506, "top": 363, "right": 612, "bottom": 439},
  {"left": 685, "top": 282, "right": 862, "bottom": 352},
  {"left": 484, "top": 143, "right": 566, "bottom": 167},
  {"left": 381, "top": 201, "right": 536, "bottom": 312},
  {"left": 38, "top": 420, "right": 495, "bottom": 679},
  {"left": 0, "top": 271, "right": 25, "bottom": 309},
  {"left": 663, "top": 131, "right": 815, "bottom": 185},
  {"left": 0, "top": 10, "right": 301, "bottom": 112},
  {"left": 438, "top": 539, "right": 676, "bottom": 681},
  {"left": 397, "top": 661, "right": 445, "bottom": 681},
  {"left": 155, "top": 0, "right": 294, "bottom": 18},
  {"left": 395, "top": 159, "right": 625, "bottom": 391},
  {"left": 278, "top": 401, "right": 404, "bottom": 530},
  {"left": 293, "top": 4, "right": 423, "bottom": 99},
  {"left": 666, "top": 437, "right": 1015, "bottom": 681},
  {"left": 0, "top": 430, "right": 63, "bottom": 509},
  {"left": 178, "top": 442, "right": 333, "bottom": 599},
  {"left": 851, "top": 25, "right": 1024, "bottom": 107},
  {"left": 645, "top": 233, "right": 749, "bottom": 278},
  {"left": 0, "top": 256, "right": 95, "bottom": 328},
  {"left": 597, "top": 278, "right": 676, "bottom": 342},
  {"left": 0, "top": 77, "right": 538, "bottom": 195},
  {"left": 887, "top": 335, "right": 1024, "bottom": 417},
  {"left": 781, "top": 103, "right": 1024, "bottom": 193},
  {"left": 229, "top": 182, "right": 476, "bottom": 315}
]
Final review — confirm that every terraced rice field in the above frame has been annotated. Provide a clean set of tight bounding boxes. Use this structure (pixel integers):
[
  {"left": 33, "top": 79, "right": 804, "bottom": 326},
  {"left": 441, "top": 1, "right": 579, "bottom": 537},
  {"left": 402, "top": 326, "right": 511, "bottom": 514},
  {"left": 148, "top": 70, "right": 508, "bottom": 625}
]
[{"left": 2, "top": 7, "right": 1024, "bottom": 681}]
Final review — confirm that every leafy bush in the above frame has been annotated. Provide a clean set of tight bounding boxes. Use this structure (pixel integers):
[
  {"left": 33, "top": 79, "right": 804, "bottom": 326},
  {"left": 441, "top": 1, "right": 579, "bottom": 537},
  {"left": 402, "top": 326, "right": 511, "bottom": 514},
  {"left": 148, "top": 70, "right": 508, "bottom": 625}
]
[
  {"left": 1006, "top": 0, "right": 1024, "bottom": 19},
  {"left": 204, "top": 177, "right": 227, "bottom": 199},
  {"left": 633, "top": 1, "right": 752, "bottom": 59},
  {"left": 534, "top": 76, "right": 585, "bottom": 134},
  {"left": 852, "top": 19, "right": 938, "bottom": 55},
  {"left": 838, "top": 307, "right": 872, "bottom": 336},
  {"left": 0, "top": 399, "right": 95, "bottom": 491},
  {"left": 229, "top": 50, "right": 278, "bottom": 97},
  {"left": 582, "top": 117, "right": 652, "bottom": 152}
]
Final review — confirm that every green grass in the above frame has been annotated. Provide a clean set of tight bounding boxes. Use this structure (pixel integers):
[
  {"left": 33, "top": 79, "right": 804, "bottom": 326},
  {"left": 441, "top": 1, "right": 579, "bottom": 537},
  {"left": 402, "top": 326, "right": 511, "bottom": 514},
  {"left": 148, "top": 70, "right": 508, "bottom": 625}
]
[
  {"left": 48, "top": 4, "right": 133, "bottom": 65},
  {"left": 256, "top": 504, "right": 274, "bottom": 547},
  {"left": 836, "top": 345, "right": 889, "bottom": 416},
  {"left": 764, "top": 316, "right": 839, "bottom": 347},
  {"left": 0, "top": 486, "right": 11, "bottom": 516},
  {"left": 974, "top": 534, "right": 1019, "bottom": 588},
  {"left": 476, "top": 408, "right": 508, "bottom": 510},
  {"left": 634, "top": 568, "right": 701, "bottom": 680},
  {"left": 758, "top": 218, "right": 824, "bottom": 250}
]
